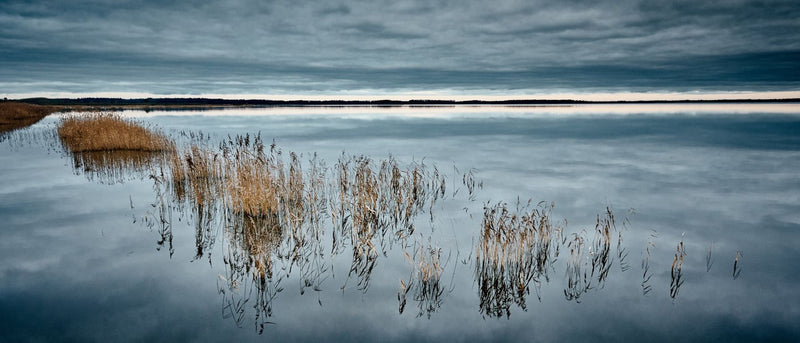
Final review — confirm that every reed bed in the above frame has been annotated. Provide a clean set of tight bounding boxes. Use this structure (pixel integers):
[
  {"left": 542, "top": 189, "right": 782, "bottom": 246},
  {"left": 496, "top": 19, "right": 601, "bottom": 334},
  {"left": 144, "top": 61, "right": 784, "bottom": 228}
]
[
  {"left": 219, "top": 216, "right": 284, "bottom": 334},
  {"left": 398, "top": 241, "right": 446, "bottom": 318},
  {"left": 88, "top": 123, "right": 746, "bottom": 324},
  {"left": 475, "top": 200, "right": 563, "bottom": 317},
  {"left": 563, "top": 207, "right": 628, "bottom": 302},
  {"left": 57, "top": 113, "right": 174, "bottom": 153},
  {"left": 332, "top": 154, "right": 447, "bottom": 292},
  {"left": 147, "top": 132, "right": 457, "bottom": 325},
  {"left": 0, "top": 102, "right": 60, "bottom": 133},
  {"left": 54, "top": 112, "right": 176, "bottom": 183}
]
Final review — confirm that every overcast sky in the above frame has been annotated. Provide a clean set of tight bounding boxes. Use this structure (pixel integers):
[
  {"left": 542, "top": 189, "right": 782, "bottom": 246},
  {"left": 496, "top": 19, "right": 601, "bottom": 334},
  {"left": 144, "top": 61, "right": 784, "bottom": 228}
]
[{"left": 1, "top": 0, "right": 799, "bottom": 98}]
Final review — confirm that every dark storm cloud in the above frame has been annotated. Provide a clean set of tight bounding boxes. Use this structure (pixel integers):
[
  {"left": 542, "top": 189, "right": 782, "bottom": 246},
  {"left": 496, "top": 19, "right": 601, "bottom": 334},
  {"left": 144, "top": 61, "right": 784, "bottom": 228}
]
[{"left": 1, "top": 0, "right": 799, "bottom": 95}]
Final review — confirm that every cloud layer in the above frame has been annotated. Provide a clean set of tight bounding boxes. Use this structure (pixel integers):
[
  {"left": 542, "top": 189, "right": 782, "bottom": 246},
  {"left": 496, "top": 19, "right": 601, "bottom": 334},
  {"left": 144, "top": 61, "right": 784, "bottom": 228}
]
[{"left": 1, "top": 0, "right": 799, "bottom": 96}]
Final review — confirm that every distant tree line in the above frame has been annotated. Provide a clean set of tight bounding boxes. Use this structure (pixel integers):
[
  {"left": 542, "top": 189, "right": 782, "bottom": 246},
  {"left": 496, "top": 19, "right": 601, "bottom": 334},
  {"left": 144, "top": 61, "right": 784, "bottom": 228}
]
[{"left": 3, "top": 97, "right": 799, "bottom": 107}]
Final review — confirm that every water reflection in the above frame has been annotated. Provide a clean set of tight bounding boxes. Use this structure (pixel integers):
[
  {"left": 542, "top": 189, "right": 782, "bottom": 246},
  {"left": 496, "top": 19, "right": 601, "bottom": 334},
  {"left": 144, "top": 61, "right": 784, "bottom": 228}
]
[
  {"left": 733, "top": 251, "right": 743, "bottom": 280},
  {"left": 475, "top": 200, "right": 563, "bottom": 317},
  {"left": 669, "top": 239, "right": 687, "bottom": 299},
  {"left": 151, "top": 133, "right": 453, "bottom": 328},
  {"left": 641, "top": 230, "right": 658, "bottom": 296},
  {"left": 38, "top": 118, "right": 748, "bottom": 330},
  {"left": 0, "top": 102, "right": 58, "bottom": 136},
  {"left": 68, "top": 150, "right": 165, "bottom": 184},
  {"left": 398, "top": 241, "right": 449, "bottom": 318}
]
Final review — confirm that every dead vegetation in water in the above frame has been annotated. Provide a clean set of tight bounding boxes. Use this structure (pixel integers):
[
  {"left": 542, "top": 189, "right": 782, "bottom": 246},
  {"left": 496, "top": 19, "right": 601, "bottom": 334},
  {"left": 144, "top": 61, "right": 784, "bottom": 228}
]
[
  {"left": 59, "top": 120, "right": 747, "bottom": 324},
  {"left": 54, "top": 112, "right": 176, "bottom": 183},
  {"left": 398, "top": 240, "right": 449, "bottom": 318},
  {"left": 475, "top": 200, "right": 563, "bottom": 317},
  {"left": 563, "top": 207, "right": 624, "bottom": 302},
  {"left": 70, "top": 150, "right": 167, "bottom": 184},
  {"left": 641, "top": 230, "right": 658, "bottom": 296},
  {"left": 669, "top": 237, "right": 687, "bottom": 299},
  {"left": 0, "top": 102, "right": 60, "bottom": 134},
  {"left": 144, "top": 132, "right": 458, "bottom": 327},
  {"left": 732, "top": 250, "right": 743, "bottom": 280},
  {"left": 331, "top": 153, "right": 447, "bottom": 292},
  {"left": 57, "top": 113, "right": 174, "bottom": 153}
]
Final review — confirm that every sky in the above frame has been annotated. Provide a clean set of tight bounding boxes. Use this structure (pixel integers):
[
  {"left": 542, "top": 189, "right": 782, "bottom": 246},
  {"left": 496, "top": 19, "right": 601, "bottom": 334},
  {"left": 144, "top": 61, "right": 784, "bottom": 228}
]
[{"left": 1, "top": 0, "right": 800, "bottom": 100}]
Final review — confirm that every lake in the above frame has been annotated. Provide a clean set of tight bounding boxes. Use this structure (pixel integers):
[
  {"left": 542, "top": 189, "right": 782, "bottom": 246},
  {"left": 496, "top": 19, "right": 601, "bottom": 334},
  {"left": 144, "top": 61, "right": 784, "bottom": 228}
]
[{"left": 1, "top": 104, "right": 799, "bottom": 342}]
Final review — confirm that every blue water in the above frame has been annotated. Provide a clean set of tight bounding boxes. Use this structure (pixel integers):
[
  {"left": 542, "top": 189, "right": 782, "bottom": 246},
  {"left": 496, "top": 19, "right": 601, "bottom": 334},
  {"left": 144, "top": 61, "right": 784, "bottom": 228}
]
[{"left": 1, "top": 104, "right": 798, "bottom": 342}]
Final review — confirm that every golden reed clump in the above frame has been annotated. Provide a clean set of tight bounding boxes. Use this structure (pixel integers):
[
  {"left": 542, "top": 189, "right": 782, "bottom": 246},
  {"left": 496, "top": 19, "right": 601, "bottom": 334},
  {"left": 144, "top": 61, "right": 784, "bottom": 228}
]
[
  {"left": 57, "top": 113, "right": 174, "bottom": 153},
  {"left": 0, "top": 102, "right": 60, "bottom": 133}
]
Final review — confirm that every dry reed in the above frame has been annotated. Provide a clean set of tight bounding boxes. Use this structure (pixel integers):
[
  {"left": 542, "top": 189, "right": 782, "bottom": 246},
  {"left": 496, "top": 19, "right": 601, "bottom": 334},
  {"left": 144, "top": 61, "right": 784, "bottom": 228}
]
[
  {"left": 398, "top": 241, "right": 446, "bottom": 318},
  {"left": 641, "top": 230, "right": 657, "bottom": 296},
  {"left": 57, "top": 113, "right": 174, "bottom": 153},
  {"left": 0, "top": 102, "right": 60, "bottom": 133},
  {"left": 669, "top": 238, "right": 687, "bottom": 299},
  {"left": 733, "top": 250, "right": 743, "bottom": 280},
  {"left": 475, "top": 200, "right": 563, "bottom": 317}
]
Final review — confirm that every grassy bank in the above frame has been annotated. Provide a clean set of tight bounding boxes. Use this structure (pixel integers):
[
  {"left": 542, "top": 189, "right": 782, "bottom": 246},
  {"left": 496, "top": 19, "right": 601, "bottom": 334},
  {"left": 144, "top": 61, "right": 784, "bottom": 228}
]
[{"left": 0, "top": 102, "right": 61, "bottom": 133}]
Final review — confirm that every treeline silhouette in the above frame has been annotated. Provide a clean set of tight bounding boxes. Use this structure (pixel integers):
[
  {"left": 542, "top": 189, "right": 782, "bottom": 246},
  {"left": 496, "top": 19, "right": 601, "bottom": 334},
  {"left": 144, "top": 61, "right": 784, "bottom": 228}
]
[{"left": 6, "top": 97, "right": 799, "bottom": 107}]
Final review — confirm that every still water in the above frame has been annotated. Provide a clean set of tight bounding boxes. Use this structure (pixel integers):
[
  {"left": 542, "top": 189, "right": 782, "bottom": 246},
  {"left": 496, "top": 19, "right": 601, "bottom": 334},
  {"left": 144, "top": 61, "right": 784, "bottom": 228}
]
[{"left": 1, "top": 104, "right": 799, "bottom": 342}]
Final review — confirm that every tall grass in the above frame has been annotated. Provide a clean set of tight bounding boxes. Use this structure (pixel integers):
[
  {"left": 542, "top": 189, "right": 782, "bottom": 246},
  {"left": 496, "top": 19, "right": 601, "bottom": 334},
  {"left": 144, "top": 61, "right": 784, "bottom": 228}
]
[
  {"left": 57, "top": 113, "right": 174, "bottom": 153},
  {"left": 564, "top": 207, "right": 623, "bottom": 302},
  {"left": 68, "top": 121, "right": 745, "bottom": 323},
  {"left": 398, "top": 241, "right": 446, "bottom": 318},
  {"left": 146, "top": 132, "right": 457, "bottom": 326},
  {"left": 54, "top": 112, "right": 176, "bottom": 183},
  {"left": 641, "top": 230, "right": 657, "bottom": 296},
  {"left": 475, "top": 200, "right": 563, "bottom": 317},
  {"left": 0, "top": 102, "right": 60, "bottom": 133}
]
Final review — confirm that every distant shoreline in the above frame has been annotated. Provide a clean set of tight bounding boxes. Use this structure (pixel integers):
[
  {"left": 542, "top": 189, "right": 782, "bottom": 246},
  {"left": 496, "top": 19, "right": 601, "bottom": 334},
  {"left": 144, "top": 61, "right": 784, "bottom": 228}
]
[{"left": 4, "top": 97, "right": 799, "bottom": 110}]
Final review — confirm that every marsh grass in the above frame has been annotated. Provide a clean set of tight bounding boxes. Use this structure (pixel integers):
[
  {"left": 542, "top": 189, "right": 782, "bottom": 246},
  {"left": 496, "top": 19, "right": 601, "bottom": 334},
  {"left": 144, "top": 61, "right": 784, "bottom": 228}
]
[
  {"left": 54, "top": 112, "right": 176, "bottom": 183},
  {"left": 143, "top": 132, "right": 459, "bottom": 327},
  {"left": 641, "top": 230, "right": 657, "bottom": 296},
  {"left": 0, "top": 102, "right": 60, "bottom": 134},
  {"left": 57, "top": 113, "right": 174, "bottom": 153},
  {"left": 564, "top": 207, "right": 625, "bottom": 302},
  {"left": 398, "top": 241, "right": 447, "bottom": 318},
  {"left": 219, "top": 214, "right": 284, "bottom": 334},
  {"left": 475, "top": 200, "right": 564, "bottom": 317},
  {"left": 74, "top": 121, "right": 746, "bottom": 325}
]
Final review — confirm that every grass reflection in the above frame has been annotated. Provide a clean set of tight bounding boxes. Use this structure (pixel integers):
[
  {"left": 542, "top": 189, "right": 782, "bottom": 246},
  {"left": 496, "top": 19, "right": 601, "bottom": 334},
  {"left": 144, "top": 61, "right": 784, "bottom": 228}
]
[
  {"left": 32, "top": 111, "right": 747, "bottom": 329},
  {"left": 475, "top": 200, "right": 563, "bottom": 317},
  {"left": 0, "top": 102, "right": 59, "bottom": 135}
]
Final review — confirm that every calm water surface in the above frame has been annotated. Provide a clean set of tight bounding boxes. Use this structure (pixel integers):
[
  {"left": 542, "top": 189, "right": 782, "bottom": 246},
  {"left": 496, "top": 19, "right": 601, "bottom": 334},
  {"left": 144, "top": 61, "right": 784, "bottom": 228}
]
[{"left": 1, "top": 104, "right": 799, "bottom": 342}]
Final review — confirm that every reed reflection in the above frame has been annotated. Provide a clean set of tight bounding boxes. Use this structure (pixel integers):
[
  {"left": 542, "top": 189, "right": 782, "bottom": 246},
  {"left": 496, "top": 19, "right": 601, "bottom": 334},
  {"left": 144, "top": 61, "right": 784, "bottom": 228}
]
[
  {"left": 43, "top": 113, "right": 747, "bottom": 329},
  {"left": 159, "top": 133, "right": 452, "bottom": 329},
  {"left": 398, "top": 240, "right": 449, "bottom": 318},
  {"left": 68, "top": 150, "right": 166, "bottom": 184},
  {"left": 56, "top": 113, "right": 176, "bottom": 184},
  {"left": 0, "top": 102, "right": 59, "bottom": 136},
  {"left": 564, "top": 207, "right": 624, "bottom": 302},
  {"left": 669, "top": 238, "right": 687, "bottom": 299},
  {"left": 475, "top": 200, "right": 564, "bottom": 317}
]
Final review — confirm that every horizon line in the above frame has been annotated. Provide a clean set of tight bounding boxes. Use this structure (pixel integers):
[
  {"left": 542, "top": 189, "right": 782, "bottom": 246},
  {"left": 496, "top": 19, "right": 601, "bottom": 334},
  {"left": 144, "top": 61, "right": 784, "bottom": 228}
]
[{"left": 4, "top": 90, "right": 800, "bottom": 103}]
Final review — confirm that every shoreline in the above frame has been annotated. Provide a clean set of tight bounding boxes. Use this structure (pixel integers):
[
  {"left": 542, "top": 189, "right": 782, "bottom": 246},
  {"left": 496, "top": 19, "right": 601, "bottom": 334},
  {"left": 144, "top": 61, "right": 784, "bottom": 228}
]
[{"left": 4, "top": 97, "right": 799, "bottom": 111}]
